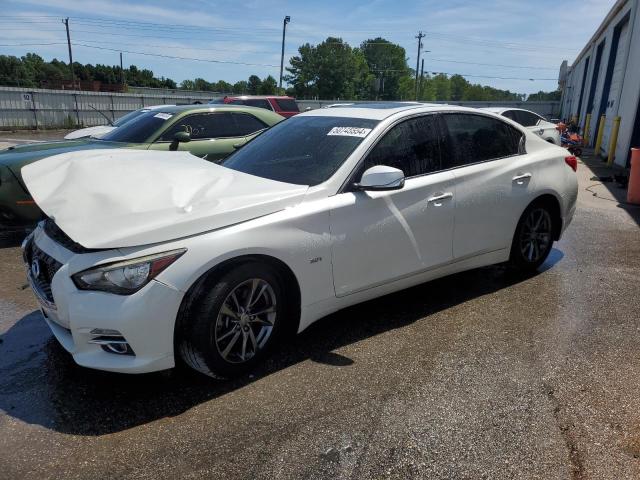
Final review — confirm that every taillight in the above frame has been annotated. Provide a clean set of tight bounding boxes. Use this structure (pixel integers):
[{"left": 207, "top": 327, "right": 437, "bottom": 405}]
[{"left": 565, "top": 156, "right": 578, "bottom": 172}]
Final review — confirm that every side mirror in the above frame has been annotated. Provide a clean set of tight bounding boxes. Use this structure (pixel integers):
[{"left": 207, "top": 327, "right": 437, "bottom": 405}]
[
  {"left": 354, "top": 165, "right": 405, "bottom": 191},
  {"left": 169, "top": 131, "right": 191, "bottom": 151}
]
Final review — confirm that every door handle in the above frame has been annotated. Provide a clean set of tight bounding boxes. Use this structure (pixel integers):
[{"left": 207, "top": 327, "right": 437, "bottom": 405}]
[
  {"left": 427, "top": 192, "right": 453, "bottom": 205},
  {"left": 512, "top": 173, "right": 532, "bottom": 184}
]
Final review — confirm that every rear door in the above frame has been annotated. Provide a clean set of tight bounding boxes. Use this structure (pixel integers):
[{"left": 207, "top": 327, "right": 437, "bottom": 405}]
[
  {"left": 330, "top": 114, "right": 456, "bottom": 296},
  {"left": 439, "top": 113, "right": 536, "bottom": 259}
]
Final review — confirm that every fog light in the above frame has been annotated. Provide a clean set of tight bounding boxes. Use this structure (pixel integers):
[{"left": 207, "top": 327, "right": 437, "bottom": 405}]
[
  {"left": 88, "top": 331, "right": 135, "bottom": 356},
  {"left": 90, "top": 328, "right": 122, "bottom": 336}
]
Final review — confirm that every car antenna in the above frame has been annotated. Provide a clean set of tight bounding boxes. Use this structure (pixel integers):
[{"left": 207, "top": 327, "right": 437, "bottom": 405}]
[{"left": 88, "top": 104, "right": 114, "bottom": 126}]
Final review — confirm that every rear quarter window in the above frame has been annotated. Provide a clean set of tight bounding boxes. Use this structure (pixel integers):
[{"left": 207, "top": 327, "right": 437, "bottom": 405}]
[
  {"left": 274, "top": 99, "right": 300, "bottom": 112},
  {"left": 441, "top": 113, "right": 523, "bottom": 168}
]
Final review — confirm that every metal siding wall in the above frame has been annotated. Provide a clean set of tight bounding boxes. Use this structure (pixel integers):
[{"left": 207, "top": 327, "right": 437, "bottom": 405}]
[
  {"left": 601, "top": 18, "right": 631, "bottom": 154},
  {"left": 0, "top": 87, "right": 216, "bottom": 129},
  {"left": 614, "top": 0, "right": 640, "bottom": 166}
]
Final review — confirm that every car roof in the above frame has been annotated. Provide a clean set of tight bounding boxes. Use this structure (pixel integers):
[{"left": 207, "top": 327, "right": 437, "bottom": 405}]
[
  {"left": 482, "top": 107, "right": 541, "bottom": 116},
  {"left": 300, "top": 102, "right": 489, "bottom": 120},
  {"left": 150, "top": 104, "right": 270, "bottom": 114},
  {"left": 223, "top": 95, "right": 295, "bottom": 100}
]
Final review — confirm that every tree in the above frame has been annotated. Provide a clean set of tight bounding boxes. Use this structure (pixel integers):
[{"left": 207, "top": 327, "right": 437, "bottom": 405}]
[
  {"left": 449, "top": 75, "right": 468, "bottom": 101},
  {"left": 285, "top": 37, "right": 372, "bottom": 99},
  {"left": 180, "top": 79, "right": 195, "bottom": 90},
  {"left": 527, "top": 90, "right": 561, "bottom": 101},
  {"left": 247, "top": 75, "right": 262, "bottom": 95},
  {"left": 233, "top": 80, "right": 248, "bottom": 94},
  {"left": 192, "top": 78, "right": 211, "bottom": 91},
  {"left": 431, "top": 74, "right": 451, "bottom": 100},
  {"left": 360, "top": 38, "right": 409, "bottom": 100},
  {"left": 214, "top": 80, "right": 232, "bottom": 92},
  {"left": 259, "top": 75, "right": 277, "bottom": 94}
]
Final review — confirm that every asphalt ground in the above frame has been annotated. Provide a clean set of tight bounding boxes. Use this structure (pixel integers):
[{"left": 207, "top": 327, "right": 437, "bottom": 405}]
[{"left": 1, "top": 137, "right": 639, "bottom": 479}]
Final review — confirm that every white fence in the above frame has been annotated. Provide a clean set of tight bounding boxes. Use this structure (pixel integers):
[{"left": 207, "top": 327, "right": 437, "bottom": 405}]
[
  {"left": 0, "top": 86, "right": 221, "bottom": 129},
  {"left": 0, "top": 86, "right": 561, "bottom": 129}
]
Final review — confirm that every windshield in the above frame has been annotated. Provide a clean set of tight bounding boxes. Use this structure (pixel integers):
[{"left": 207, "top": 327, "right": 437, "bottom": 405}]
[
  {"left": 222, "top": 116, "right": 378, "bottom": 186},
  {"left": 100, "top": 110, "right": 174, "bottom": 143},
  {"left": 113, "top": 109, "right": 149, "bottom": 127}
]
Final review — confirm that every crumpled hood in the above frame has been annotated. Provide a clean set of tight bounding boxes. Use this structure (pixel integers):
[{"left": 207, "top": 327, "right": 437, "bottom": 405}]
[
  {"left": 0, "top": 139, "right": 121, "bottom": 178},
  {"left": 22, "top": 149, "right": 309, "bottom": 249},
  {"left": 64, "top": 125, "right": 115, "bottom": 140}
]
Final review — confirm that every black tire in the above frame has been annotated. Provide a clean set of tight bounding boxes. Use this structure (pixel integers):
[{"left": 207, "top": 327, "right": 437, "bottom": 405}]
[
  {"left": 178, "top": 261, "right": 288, "bottom": 379},
  {"left": 508, "top": 202, "right": 555, "bottom": 272}
]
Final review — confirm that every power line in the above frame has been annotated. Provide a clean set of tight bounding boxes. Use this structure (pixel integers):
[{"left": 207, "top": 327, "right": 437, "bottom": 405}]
[
  {"left": 428, "top": 58, "right": 558, "bottom": 70},
  {"left": 427, "top": 71, "right": 556, "bottom": 81},
  {"left": 1, "top": 37, "right": 558, "bottom": 76},
  {"left": 73, "top": 43, "right": 280, "bottom": 68},
  {"left": 71, "top": 38, "right": 295, "bottom": 55},
  {"left": 0, "top": 42, "right": 66, "bottom": 47}
]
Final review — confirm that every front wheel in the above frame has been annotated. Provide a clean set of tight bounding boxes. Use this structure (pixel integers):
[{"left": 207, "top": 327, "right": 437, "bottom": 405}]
[
  {"left": 178, "top": 262, "right": 288, "bottom": 379},
  {"left": 509, "top": 204, "right": 554, "bottom": 272}
]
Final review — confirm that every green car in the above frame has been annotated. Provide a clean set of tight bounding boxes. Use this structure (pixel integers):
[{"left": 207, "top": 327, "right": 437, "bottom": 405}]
[{"left": 0, "top": 104, "right": 283, "bottom": 230}]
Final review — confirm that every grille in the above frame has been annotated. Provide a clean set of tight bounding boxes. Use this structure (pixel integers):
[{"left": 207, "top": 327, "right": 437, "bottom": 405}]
[
  {"left": 25, "top": 238, "right": 62, "bottom": 304},
  {"left": 43, "top": 218, "right": 92, "bottom": 253}
]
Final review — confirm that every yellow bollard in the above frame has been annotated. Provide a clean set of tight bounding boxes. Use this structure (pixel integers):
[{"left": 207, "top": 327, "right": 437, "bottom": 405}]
[
  {"left": 607, "top": 116, "right": 621, "bottom": 166},
  {"left": 583, "top": 113, "right": 592, "bottom": 145},
  {"left": 594, "top": 114, "right": 606, "bottom": 156}
]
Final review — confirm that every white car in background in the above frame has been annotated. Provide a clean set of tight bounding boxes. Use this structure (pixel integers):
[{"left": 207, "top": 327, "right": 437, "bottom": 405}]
[
  {"left": 482, "top": 107, "right": 561, "bottom": 145},
  {"left": 22, "top": 103, "right": 578, "bottom": 379},
  {"left": 63, "top": 105, "right": 174, "bottom": 140}
]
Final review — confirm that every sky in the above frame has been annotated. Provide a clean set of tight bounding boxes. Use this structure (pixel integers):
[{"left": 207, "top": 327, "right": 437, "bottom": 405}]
[{"left": 0, "top": 0, "right": 617, "bottom": 95}]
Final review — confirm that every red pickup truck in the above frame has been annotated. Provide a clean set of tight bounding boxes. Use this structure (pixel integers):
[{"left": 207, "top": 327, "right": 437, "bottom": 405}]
[{"left": 211, "top": 95, "right": 300, "bottom": 118}]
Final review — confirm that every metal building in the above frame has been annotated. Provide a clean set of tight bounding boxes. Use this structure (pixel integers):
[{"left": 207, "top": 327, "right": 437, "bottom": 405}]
[{"left": 559, "top": 0, "right": 640, "bottom": 168}]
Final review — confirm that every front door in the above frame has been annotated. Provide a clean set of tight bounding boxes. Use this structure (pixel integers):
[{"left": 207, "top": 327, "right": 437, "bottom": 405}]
[
  {"left": 148, "top": 112, "right": 267, "bottom": 161},
  {"left": 330, "top": 114, "right": 455, "bottom": 296}
]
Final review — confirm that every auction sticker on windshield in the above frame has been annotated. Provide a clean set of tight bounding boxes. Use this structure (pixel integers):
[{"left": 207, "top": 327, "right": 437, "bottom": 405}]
[
  {"left": 154, "top": 113, "right": 173, "bottom": 120},
  {"left": 327, "top": 126, "right": 372, "bottom": 137}
]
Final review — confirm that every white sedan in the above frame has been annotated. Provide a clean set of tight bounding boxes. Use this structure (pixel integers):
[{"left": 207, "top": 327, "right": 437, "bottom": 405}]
[
  {"left": 22, "top": 103, "right": 578, "bottom": 378},
  {"left": 63, "top": 105, "right": 174, "bottom": 140},
  {"left": 482, "top": 107, "right": 561, "bottom": 145}
]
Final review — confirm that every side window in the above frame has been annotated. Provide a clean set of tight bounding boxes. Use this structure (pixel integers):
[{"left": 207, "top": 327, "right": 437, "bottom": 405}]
[
  {"left": 502, "top": 110, "right": 517, "bottom": 121},
  {"left": 244, "top": 99, "right": 273, "bottom": 110},
  {"left": 364, "top": 115, "right": 440, "bottom": 177},
  {"left": 274, "top": 99, "right": 300, "bottom": 112},
  {"left": 440, "top": 113, "right": 522, "bottom": 168},
  {"left": 515, "top": 110, "right": 540, "bottom": 127},
  {"left": 160, "top": 113, "right": 237, "bottom": 140},
  {"left": 231, "top": 113, "right": 267, "bottom": 136}
]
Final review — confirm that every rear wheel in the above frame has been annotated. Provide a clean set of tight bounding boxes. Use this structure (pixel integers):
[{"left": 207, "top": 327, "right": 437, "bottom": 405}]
[
  {"left": 509, "top": 203, "right": 554, "bottom": 272},
  {"left": 178, "top": 262, "right": 287, "bottom": 379}
]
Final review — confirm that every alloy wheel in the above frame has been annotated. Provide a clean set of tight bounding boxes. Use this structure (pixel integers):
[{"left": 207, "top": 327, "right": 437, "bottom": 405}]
[
  {"left": 214, "top": 278, "right": 277, "bottom": 364},
  {"left": 519, "top": 208, "right": 552, "bottom": 263}
]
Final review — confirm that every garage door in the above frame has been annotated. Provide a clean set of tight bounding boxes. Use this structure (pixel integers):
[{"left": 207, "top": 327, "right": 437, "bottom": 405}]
[{"left": 601, "top": 20, "right": 630, "bottom": 155}]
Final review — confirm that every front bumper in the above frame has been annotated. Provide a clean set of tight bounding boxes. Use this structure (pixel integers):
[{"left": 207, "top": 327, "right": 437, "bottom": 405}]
[{"left": 26, "top": 228, "right": 184, "bottom": 374}]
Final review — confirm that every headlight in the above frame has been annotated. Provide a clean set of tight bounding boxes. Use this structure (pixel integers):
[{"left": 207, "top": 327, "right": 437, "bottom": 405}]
[{"left": 72, "top": 249, "right": 186, "bottom": 295}]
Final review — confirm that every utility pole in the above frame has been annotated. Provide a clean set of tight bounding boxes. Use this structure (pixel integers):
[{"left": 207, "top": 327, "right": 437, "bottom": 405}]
[
  {"left": 62, "top": 18, "right": 75, "bottom": 90},
  {"left": 120, "top": 52, "right": 125, "bottom": 87},
  {"left": 419, "top": 59, "right": 424, "bottom": 99},
  {"left": 415, "top": 31, "right": 425, "bottom": 101},
  {"left": 279, "top": 15, "right": 291, "bottom": 93}
]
